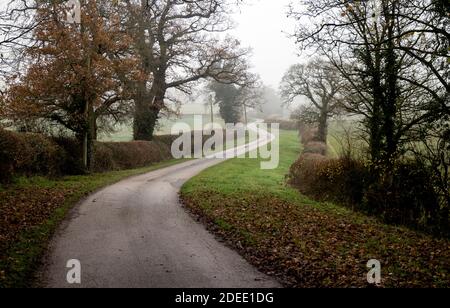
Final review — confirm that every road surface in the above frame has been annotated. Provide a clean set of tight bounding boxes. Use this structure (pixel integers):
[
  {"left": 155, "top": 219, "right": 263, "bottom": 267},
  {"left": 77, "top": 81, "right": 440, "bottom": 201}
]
[{"left": 41, "top": 124, "right": 281, "bottom": 288}]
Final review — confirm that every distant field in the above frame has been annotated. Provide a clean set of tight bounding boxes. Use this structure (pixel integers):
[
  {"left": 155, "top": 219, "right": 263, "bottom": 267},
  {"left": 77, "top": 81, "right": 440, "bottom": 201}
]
[
  {"left": 326, "top": 119, "right": 366, "bottom": 158},
  {"left": 99, "top": 114, "right": 226, "bottom": 142}
]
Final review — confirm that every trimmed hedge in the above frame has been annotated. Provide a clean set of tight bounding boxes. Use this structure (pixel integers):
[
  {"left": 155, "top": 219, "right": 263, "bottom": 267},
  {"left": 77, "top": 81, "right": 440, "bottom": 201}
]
[
  {"left": 0, "top": 129, "right": 22, "bottom": 183},
  {"left": 0, "top": 129, "right": 233, "bottom": 184},
  {"left": 0, "top": 129, "right": 177, "bottom": 183},
  {"left": 20, "top": 134, "right": 65, "bottom": 176},
  {"left": 265, "top": 118, "right": 298, "bottom": 131},
  {"left": 303, "top": 141, "right": 327, "bottom": 156},
  {"left": 93, "top": 140, "right": 172, "bottom": 173},
  {"left": 0, "top": 130, "right": 65, "bottom": 183},
  {"left": 300, "top": 127, "right": 319, "bottom": 144},
  {"left": 289, "top": 155, "right": 367, "bottom": 206}
]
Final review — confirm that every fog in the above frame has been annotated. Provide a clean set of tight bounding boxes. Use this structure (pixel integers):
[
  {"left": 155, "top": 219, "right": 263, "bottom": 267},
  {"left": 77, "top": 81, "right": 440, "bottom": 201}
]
[{"left": 230, "top": 0, "right": 301, "bottom": 88}]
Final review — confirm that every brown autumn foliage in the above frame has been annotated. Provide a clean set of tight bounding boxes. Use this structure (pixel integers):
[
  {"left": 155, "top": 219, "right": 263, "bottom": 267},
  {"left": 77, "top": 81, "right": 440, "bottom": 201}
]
[
  {"left": 2, "top": 1, "right": 140, "bottom": 169},
  {"left": 0, "top": 184, "right": 73, "bottom": 286},
  {"left": 289, "top": 155, "right": 367, "bottom": 206},
  {"left": 0, "top": 128, "right": 179, "bottom": 183},
  {"left": 303, "top": 141, "right": 327, "bottom": 156},
  {"left": 93, "top": 140, "right": 172, "bottom": 173},
  {"left": 182, "top": 191, "right": 450, "bottom": 288}
]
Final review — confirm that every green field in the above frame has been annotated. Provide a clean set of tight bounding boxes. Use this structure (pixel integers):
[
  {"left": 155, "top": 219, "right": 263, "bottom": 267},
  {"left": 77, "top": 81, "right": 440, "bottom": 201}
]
[
  {"left": 180, "top": 130, "right": 450, "bottom": 287},
  {"left": 183, "top": 130, "right": 304, "bottom": 202},
  {"left": 326, "top": 119, "right": 367, "bottom": 158},
  {"left": 99, "top": 114, "right": 226, "bottom": 142}
]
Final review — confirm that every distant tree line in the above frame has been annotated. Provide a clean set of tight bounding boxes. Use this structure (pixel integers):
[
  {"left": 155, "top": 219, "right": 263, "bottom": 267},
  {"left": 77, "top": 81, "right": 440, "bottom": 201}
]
[{"left": 207, "top": 80, "right": 263, "bottom": 124}]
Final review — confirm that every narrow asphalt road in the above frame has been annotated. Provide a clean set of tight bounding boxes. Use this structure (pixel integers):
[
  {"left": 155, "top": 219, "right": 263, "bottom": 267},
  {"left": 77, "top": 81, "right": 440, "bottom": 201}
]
[{"left": 41, "top": 124, "right": 281, "bottom": 288}]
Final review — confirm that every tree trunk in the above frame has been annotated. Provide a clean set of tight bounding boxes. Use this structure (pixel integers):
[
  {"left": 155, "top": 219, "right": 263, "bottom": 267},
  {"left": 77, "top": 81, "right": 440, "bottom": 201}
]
[
  {"left": 383, "top": 12, "right": 399, "bottom": 161},
  {"left": 92, "top": 119, "right": 98, "bottom": 141},
  {"left": 133, "top": 77, "right": 166, "bottom": 141},
  {"left": 133, "top": 99, "right": 160, "bottom": 141},
  {"left": 369, "top": 107, "right": 383, "bottom": 163},
  {"left": 441, "top": 197, "right": 450, "bottom": 235},
  {"left": 132, "top": 80, "right": 155, "bottom": 141},
  {"left": 317, "top": 110, "right": 328, "bottom": 144},
  {"left": 86, "top": 102, "right": 96, "bottom": 171},
  {"left": 369, "top": 59, "right": 384, "bottom": 163},
  {"left": 243, "top": 104, "right": 248, "bottom": 125},
  {"left": 81, "top": 132, "right": 88, "bottom": 170},
  {"left": 210, "top": 95, "right": 214, "bottom": 125}
]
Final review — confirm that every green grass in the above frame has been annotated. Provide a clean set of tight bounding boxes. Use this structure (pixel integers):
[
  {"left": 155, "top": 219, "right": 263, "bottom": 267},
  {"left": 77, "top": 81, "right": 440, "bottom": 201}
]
[
  {"left": 183, "top": 130, "right": 348, "bottom": 211},
  {"left": 184, "top": 131, "right": 299, "bottom": 193},
  {"left": 326, "top": 120, "right": 370, "bottom": 159},
  {"left": 181, "top": 130, "right": 450, "bottom": 287},
  {"left": 0, "top": 158, "right": 187, "bottom": 288}
]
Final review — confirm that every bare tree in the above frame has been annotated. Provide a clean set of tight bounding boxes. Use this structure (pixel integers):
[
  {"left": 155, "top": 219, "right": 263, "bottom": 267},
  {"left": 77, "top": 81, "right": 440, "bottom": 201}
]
[
  {"left": 383, "top": 0, "right": 449, "bottom": 101},
  {"left": 236, "top": 82, "right": 263, "bottom": 125},
  {"left": 0, "top": 0, "right": 45, "bottom": 79},
  {"left": 289, "top": 0, "right": 449, "bottom": 162},
  {"left": 122, "top": 0, "right": 253, "bottom": 140},
  {"left": 280, "top": 58, "right": 342, "bottom": 143}
]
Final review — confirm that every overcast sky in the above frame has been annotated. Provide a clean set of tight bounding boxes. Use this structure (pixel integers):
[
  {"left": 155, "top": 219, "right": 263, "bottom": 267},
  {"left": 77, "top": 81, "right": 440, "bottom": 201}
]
[{"left": 230, "top": 0, "right": 301, "bottom": 89}]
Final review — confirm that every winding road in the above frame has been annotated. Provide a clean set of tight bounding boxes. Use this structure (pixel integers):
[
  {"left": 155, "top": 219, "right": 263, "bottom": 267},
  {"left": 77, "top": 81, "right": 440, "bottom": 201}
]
[{"left": 41, "top": 123, "right": 281, "bottom": 288}]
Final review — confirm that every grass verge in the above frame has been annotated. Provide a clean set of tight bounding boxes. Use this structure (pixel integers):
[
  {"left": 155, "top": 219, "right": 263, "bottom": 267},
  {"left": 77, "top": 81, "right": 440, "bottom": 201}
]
[
  {"left": 0, "top": 159, "right": 186, "bottom": 288},
  {"left": 180, "top": 130, "right": 450, "bottom": 288}
]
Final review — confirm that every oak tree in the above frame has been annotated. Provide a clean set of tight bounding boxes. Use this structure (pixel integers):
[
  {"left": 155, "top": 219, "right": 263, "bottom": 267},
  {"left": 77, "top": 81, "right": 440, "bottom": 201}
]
[
  {"left": 281, "top": 58, "right": 342, "bottom": 143},
  {"left": 122, "top": 0, "right": 253, "bottom": 140},
  {"left": 3, "top": 0, "right": 138, "bottom": 169}
]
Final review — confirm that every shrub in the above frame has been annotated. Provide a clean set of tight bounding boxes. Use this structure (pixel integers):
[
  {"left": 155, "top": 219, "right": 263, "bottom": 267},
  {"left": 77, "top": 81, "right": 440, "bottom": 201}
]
[
  {"left": 92, "top": 143, "right": 115, "bottom": 173},
  {"left": 156, "top": 130, "right": 229, "bottom": 156},
  {"left": 320, "top": 157, "right": 367, "bottom": 205},
  {"left": 303, "top": 141, "right": 327, "bottom": 156},
  {"left": 0, "top": 128, "right": 241, "bottom": 183},
  {"left": 363, "top": 161, "right": 442, "bottom": 234},
  {"left": 20, "top": 134, "right": 64, "bottom": 177},
  {"left": 153, "top": 134, "right": 178, "bottom": 147},
  {"left": 93, "top": 140, "right": 172, "bottom": 172},
  {"left": 0, "top": 129, "right": 22, "bottom": 183},
  {"left": 289, "top": 152, "right": 447, "bottom": 236},
  {"left": 0, "top": 129, "right": 177, "bottom": 181},
  {"left": 300, "top": 127, "right": 319, "bottom": 144},
  {"left": 52, "top": 137, "right": 85, "bottom": 175},
  {"left": 0, "top": 129, "right": 65, "bottom": 182},
  {"left": 289, "top": 153, "right": 326, "bottom": 190},
  {"left": 289, "top": 155, "right": 366, "bottom": 205},
  {"left": 265, "top": 118, "right": 298, "bottom": 131}
]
